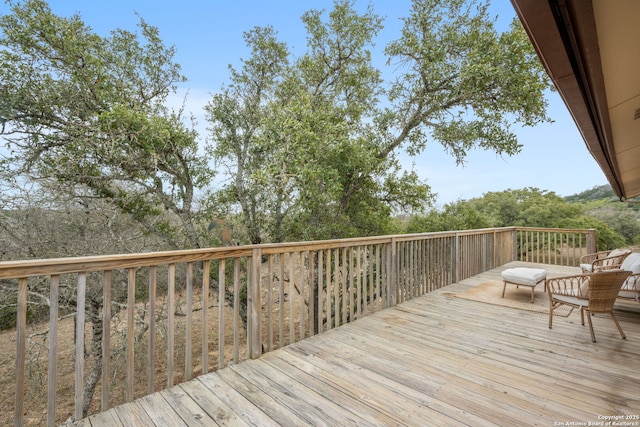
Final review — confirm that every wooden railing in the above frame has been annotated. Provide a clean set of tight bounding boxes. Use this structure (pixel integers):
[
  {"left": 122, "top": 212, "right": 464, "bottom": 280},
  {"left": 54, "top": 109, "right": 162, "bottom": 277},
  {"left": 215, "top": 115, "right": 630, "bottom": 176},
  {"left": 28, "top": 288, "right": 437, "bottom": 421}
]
[{"left": 2, "top": 227, "right": 594, "bottom": 426}]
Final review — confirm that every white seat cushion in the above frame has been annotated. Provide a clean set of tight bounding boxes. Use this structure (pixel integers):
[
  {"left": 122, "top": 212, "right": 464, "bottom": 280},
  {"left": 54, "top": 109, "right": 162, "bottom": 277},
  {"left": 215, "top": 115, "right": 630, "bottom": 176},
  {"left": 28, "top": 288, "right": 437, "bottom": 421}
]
[
  {"left": 580, "top": 263, "right": 593, "bottom": 272},
  {"left": 553, "top": 293, "right": 588, "bottom": 307},
  {"left": 621, "top": 252, "right": 640, "bottom": 273},
  {"left": 618, "top": 290, "right": 638, "bottom": 299},
  {"left": 501, "top": 268, "right": 547, "bottom": 286}
]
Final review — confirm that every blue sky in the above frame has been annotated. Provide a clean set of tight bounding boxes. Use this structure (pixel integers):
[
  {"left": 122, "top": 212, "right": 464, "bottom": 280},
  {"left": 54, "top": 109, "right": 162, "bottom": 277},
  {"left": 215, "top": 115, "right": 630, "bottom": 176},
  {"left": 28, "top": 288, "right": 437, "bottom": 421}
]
[{"left": 0, "top": 0, "right": 608, "bottom": 205}]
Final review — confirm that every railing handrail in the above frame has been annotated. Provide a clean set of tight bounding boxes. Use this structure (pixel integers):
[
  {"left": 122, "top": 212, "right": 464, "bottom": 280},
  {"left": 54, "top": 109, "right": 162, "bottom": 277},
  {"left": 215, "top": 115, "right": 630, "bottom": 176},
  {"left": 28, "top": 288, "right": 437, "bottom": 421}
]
[{"left": 0, "top": 226, "right": 556, "bottom": 279}]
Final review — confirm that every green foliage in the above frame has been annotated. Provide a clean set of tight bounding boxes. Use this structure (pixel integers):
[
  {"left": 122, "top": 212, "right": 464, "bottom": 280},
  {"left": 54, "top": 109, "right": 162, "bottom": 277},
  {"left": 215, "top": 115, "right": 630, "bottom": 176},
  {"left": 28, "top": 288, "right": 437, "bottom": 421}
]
[
  {"left": 1, "top": 0, "right": 556, "bottom": 248},
  {"left": 464, "top": 188, "right": 583, "bottom": 228},
  {"left": 588, "top": 205, "right": 640, "bottom": 244},
  {"left": 384, "top": 0, "right": 551, "bottom": 161},
  {"left": 565, "top": 184, "right": 640, "bottom": 245},
  {"left": 407, "top": 187, "right": 635, "bottom": 251},
  {"left": 206, "top": 0, "right": 552, "bottom": 243},
  {"left": 563, "top": 215, "right": 626, "bottom": 251},
  {"left": 409, "top": 188, "right": 585, "bottom": 232},
  {"left": 564, "top": 184, "right": 618, "bottom": 203},
  {"left": 0, "top": 0, "right": 213, "bottom": 249},
  {"left": 406, "top": 200, "right": 490, "bottom": 233}
]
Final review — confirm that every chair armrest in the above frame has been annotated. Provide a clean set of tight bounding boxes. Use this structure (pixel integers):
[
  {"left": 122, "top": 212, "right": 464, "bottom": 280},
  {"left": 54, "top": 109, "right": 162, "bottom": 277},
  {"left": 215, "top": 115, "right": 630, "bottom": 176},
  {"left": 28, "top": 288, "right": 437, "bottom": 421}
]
[
  {"left": 585, "top": 250, "right": 631, "bottom": 272},
  {"left": 580, "top": 251, "right": 611, "bottom": 264},
  {"left": 546, "top": 274, "right": 591, "bottom": 298},
  {"left": 580, "top": 250, "right": 611, "bottom": 264},
  {"left": 591, "top": 258, "right": 626, "bottom": 271}
]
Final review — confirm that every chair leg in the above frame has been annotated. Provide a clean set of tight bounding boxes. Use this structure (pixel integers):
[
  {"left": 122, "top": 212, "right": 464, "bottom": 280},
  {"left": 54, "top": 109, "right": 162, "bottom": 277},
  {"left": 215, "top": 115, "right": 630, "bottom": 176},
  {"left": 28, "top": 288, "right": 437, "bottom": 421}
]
[
  {"left": 610, "top": 312, "right": 626, "bottom": 339},
  {"left": 586, "top": 311, "right": 597, "bottom": 342},
  {"left": 548, "top": 300, "right": 562, "bottom": 329},
  {"left": 580, "top": 308, "right": 585, "bottom": 326}
]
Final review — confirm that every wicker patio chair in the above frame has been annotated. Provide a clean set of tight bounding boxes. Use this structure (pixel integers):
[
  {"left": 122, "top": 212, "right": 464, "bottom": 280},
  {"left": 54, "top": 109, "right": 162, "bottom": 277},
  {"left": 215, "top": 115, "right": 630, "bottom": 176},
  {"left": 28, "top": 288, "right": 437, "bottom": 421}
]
[
  {"left": 547, "top": 269, "right": 631, "bottom": 342},
  {"left": 579, "top": 248, "right": 631, "bottom": 273}
]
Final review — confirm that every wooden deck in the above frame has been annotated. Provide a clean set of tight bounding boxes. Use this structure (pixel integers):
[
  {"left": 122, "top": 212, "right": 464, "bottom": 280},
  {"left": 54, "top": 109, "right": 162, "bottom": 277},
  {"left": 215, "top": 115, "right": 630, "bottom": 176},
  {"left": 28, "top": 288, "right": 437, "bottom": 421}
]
[{"left": 79, "top": 262, "right": 640, "bottom": 426}]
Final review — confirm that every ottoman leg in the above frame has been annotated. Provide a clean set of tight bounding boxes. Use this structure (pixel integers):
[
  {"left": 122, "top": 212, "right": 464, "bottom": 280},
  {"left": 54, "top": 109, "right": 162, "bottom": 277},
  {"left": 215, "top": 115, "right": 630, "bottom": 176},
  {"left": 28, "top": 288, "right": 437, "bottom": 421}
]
[{"left": 502, "top": 281, "right": 507, "bottom": 298}]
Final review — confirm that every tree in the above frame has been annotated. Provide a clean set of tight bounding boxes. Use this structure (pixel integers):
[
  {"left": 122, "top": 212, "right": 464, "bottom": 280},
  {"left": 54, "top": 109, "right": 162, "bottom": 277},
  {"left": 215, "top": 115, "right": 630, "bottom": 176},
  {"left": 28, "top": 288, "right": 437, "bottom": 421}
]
[
  {"left": 0, "top": 1, "right": 218, "bottom": 420},
  {"left": 462, "top": 188, "right": 583, "bottom": 228},
  {"left": 405, "top": 200, "right": 491, "bottom": 233},
  {"left": 206, "top": 0, "right": 553, "bottom": 244},
  {"left": 0, "top": 0, "right": 213, "bottom": 250},
  {"left": 384, "top": 0, "right": 551, "bottom": 161},
  {"left": 205, "top": 26, "right": 290, "bottom": 245},
  {"left": 587, "top": 204, "right": 640, "bottom": 245},
  {"left": 206, "top": 0, "right": 553, "bottom": 337},
  {"left": 0, "top": 176, "right": 167, "bottom": 421},
  {"left": 408, "top": 188, "right": 629, "bottom": 251}
]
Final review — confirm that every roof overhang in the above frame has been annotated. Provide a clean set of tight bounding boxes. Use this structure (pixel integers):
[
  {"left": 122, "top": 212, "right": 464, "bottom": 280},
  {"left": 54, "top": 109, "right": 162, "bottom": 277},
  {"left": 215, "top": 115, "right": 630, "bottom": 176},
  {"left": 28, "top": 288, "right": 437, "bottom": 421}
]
[{"left": 510, "top": 0, "right": 640, "bottom": 200}]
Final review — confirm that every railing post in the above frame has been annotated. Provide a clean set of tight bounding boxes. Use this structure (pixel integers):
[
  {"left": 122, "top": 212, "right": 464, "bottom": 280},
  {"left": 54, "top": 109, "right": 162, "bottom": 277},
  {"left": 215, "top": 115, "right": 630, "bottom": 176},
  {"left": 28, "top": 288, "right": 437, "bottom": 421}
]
[
  {"left": 387, "top": 238, "right": 397, "bottom": 307},
  {"left": 249, "top": 248, "right": 262, "bottom": 359},
  {"left": 47, "top": 275, "right": 59, "bottom": 427},
  {"left": 453, "top": 233, "right": 460, "bottom": 283},
  {"left": 15, "top": 278, "right": 27, "bottom": 427},
  {"left": 184, "top": 263, "right": 193, "bottom": 381},
  {"left": 587, "top": 229, "right": 597, "bottom": 253},
  {"left": 102, "top": 271, "right": 113, "bottom": 411},
  {"left": 75, "top": 273, "right": 86, "bottom": 421},
  {"left": 126, "top": 269, "right": 135, "bottom": 403},
  {"left": 167, "top": 264, "right": 175, "bottom": 388}
]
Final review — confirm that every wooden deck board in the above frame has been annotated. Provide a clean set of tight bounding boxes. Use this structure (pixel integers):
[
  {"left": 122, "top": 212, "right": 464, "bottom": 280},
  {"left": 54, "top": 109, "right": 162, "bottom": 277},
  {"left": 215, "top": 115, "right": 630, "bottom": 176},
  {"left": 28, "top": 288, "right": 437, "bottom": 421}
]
[{"left": 83, "top": 262, "right": 640, "bottom": 426}]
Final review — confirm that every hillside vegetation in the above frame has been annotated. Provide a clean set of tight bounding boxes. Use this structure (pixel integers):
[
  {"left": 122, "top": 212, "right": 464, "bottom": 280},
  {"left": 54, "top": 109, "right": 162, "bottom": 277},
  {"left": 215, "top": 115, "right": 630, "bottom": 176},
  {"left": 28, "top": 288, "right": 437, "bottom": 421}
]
[{"left": 405, "top": 185, "right": 640, "bottom": 250}]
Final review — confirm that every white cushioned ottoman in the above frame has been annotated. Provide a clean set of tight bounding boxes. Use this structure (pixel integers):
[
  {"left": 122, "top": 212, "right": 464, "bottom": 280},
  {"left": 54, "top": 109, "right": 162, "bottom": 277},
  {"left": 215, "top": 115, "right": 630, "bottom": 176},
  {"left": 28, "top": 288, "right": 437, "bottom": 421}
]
[{"left": 501, "top": 267, "right": 547, "bottom": 303}]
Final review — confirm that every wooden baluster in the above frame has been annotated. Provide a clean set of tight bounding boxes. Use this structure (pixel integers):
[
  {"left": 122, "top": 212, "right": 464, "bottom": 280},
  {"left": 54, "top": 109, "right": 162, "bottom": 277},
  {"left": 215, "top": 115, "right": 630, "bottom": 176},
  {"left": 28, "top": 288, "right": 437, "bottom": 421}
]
[
  {"left": 289, "top": 252, "right": 295, "bottom": 343},
  {"left": 201, "top": 261, "right": 210, "bottom": 374},
  {"left": 218, "top": 259, "right": 226, "bottom": 369},
  {"left": 75, "top": 273, "right": 86, "bottom": 420},
  {"left": 249, "top": 248, "right": 262, "bottom": 359},
  {"left": 233, "top": 258, "right": 240, "bottom": 364},
  {"left": 167, "top": 264, "right": 175, "bottom": 387},
  {"left": 102, "top": 271, "right": 112, "bottom": 410},
  {"left": 47, "top": 275, "right": 59, "bottom": 427},
  {"left": 185, "top": 263, "right": 193, "bottom": 381},
  {"left": 278, "top": 254, "right": 285, "bottom": 347},
  {"left": 126, "top": 269, "right": 135, "bottom": 402},
  {"left": 15, "top": 278, "right": 28, "bottom": 427},
  {"left": 147, "top": 268, "right": 155, "bottom": 394},
  {"left": 267, "top": 255, "right": 273, "bottom": 351}
]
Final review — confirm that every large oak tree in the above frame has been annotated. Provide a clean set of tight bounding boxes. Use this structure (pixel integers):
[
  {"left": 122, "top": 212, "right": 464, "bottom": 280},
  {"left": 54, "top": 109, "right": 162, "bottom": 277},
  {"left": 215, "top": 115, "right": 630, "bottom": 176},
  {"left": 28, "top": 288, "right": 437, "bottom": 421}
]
[
  {"left": 206, "top": 0, "right": 553, "bottom": 244},
  {"left": 0, "top": 0, "right": 213, "bottom": 250}
]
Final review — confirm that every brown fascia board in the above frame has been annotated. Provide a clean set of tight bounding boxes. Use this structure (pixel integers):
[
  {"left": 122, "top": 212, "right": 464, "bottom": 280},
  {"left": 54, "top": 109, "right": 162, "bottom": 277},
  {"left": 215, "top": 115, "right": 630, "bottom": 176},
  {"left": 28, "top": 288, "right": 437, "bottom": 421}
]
[{"left": 510, "top": 0, "right": 625, "bottom": 199}]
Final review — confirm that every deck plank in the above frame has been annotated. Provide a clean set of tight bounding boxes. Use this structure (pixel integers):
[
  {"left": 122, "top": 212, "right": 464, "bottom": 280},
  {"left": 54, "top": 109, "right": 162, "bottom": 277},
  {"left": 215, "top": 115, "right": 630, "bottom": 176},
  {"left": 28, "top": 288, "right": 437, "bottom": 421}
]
[
  {"left": 285, "top": 342, "right": 466, "bottom": 426},
  {"left": 261, "top": 350, "right": 401, "bottom": 426},
  {"left": 110, "top": 401, "right": 155, "bottom": 427},
  {"left": 157, "top": 387, "right": 219, "bottom": 426},
  {"left": 83, "top": 262, "right": 640, "bottom": 426},
  {"left": 177, "top": 378, "right": 247, "bottom": 426},
  {"left": 213, "top": 366, "right": 304, "bottom": 426},
  {"left": 199, "top": 370, "right": 284, "bottom": 426}
]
